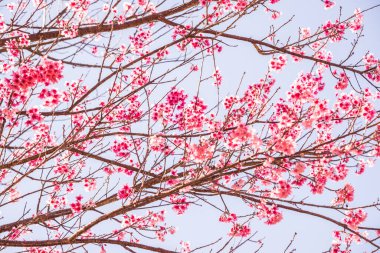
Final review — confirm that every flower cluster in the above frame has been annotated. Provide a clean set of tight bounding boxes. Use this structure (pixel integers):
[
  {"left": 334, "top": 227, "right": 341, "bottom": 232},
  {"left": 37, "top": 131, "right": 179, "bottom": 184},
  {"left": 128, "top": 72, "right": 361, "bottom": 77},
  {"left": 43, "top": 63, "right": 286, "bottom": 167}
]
[
  {"left": 323, "top": 0, "right": 335, "bottom": 9},
  {"left": 343, "top": 209, "right": 367, "bottom": 230},
  {"left": 322, "top": 20, "right": 346, "bottom": 42},
  {"left": 349, "top": 9, "right": 363, "bottom": 32},
  {"left": 256, "top": 202, "right": 283, "bottom": 225},
  {"left": 170, "top": 194, "right": 190, "bottom": 215},
  {"left": 213, "top": 68, "right": 222, "bottom": 87},
  {"left": 363, "top": 53, "right": 380, "bottom": 83},
  {"left": 39, "top": 88, "right": 62, "bottom": 107},
  {"left": 225, "top": 124, "right": 262, "bottom": 150},
  {"left": 334, "top": 184, "right": 354, "bottom": 205},
  {"left": 228, "top": 223, "right": 251, "bottom": 237},
  {"left": 288, "top": 72, "right": 324, "bottom": 103},
  {"left": 5, "top": 59, "right": 63, "bottom": 92},
  {"left": 219, "top": 212, "right": 238, "bottom": 223},
  {"left": 152, "top": 88, "right": 188, "bottom": 125},
  {"left": 118, "top": 184, "right": 133, "bottom": 199},
  {"left": 269, "top": 55, "right": 287, "bottom": 71},
  {"left": 149, "top": 135, "right": 167, "bottom": 152},
  {"left": 47, "top": 196, "right": 67, "bottom": 209},
  {"left": 0, "top": 14, "right": 6, "bottom": 32},
  {"left": 273, "top": 180, "right": 292, "bottom": 199},
  {"left": 130, "top": 28, "right": 152, "bottom": 55},
  {"left": 70, "top": 195, "right": 83, "bottom": 213},
  {"left": 334, "top": 71, "right": 349, "bottom": 90},
  {"left": 67, "top": 0, "right": 90, "bottom": 17},
  {"left": 187, "top": 141, "right": 215, "bottom": 163},
  {"left": 177, "top": 97, "right": 207, "bottom": 131},
  {"left": 130, "top": 67, "right": 149, "bottom": 88},
  {"left": 180, "top": 241, "right": 191, "bottom": 253},
  {"left": 83, "top": 178, "right": 97, "bottom": 192},
  {"left": 111, "top": 137, "right": 141, "bottom": 157}
]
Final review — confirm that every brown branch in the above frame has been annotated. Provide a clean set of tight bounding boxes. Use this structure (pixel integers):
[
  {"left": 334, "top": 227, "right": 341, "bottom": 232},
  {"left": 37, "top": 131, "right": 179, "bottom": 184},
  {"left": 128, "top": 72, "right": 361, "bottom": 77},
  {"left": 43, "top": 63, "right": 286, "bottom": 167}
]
[
  {"left": 0, "top": 0, "right": 199, "bottom": 48},
  {"left": 68, "top": 148, "right": 157, "bottom": 177},
  {"left": 159, "top": 18, "right": 367, "bottom": 75},
  {"left": 0, "top": 239, "right": 176, "bottom": 253}
]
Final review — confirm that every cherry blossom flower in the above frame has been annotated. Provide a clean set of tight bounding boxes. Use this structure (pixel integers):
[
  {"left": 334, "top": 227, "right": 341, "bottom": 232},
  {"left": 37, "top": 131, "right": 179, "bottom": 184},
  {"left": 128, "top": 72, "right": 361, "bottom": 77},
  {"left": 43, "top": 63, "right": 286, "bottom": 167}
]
[
  {"left": 170, "top": 195, "right": 190, "bottom": 215},
  {"left": 343, "top": 209, "right": 367, "bottom": 230},
  {"left": 322, "top": 20, "right": 346, "bottom": 42},
  {"left": 269, "top": 55, "right": 287, "bottom": 72},
  {"left": 349, "top": 9, "right": 363, "bottom": 32},
  {"left": 334, "top": 184, "right": 354, "bottom": 205},
  {"left": 47, "top": 196, "right": 67, "bottom": 209},
  {"left": 274, "top": 180, "right": 292, "bottom": 199},
  {"left": 213, "top": 68, "right": 222, "bottom": 86},
  {"left": 180, "top": 241, "right": 191, "bottom": 253},
  {"left": 334, "top": 71, "right": 349, "bottom": 90},
  {"left": 225, "top": 124, "right": 262, "bottom": 150},
  {"left": 70, "top": 195, "right": 83, "bottom": 213},
  {"left": 323, "top": 0, "right": 335, "bottom": 9},
  {"left": 118, "top": 184, "right": 133, "bottom": 199},
  {"left": 0, "top": 15, "right": 7, "bottom": 32},
  {"left": 256, "top": 202, "right": 283, "bottom": 225},
  {"left": 228, "top": 223, "right": 251, "bottom": 237},
  {"left": 83, "top": 178, "right": 97, "bottom": 192},
  {"left": 363, "top": 53, "right": 380, "bottom": 82},
  {"left": 219, "top": 213, "right": 238, "bottom": 223}
]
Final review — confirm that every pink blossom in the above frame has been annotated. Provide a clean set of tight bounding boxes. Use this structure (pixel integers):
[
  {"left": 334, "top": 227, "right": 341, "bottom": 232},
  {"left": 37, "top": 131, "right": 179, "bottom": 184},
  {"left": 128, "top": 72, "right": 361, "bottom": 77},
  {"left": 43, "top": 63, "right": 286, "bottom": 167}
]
[
  {"left": 219, "top": 213, "right": 238, "bottom": 223},
  {"left": 47, "top": 196, "right": 67, "bottom": 209},
  {"left": 334, "top": 184, "right": 354, "bottom": 204},
  {"left": 322, "top": 20, "right": 346, "bottom": 42},
  {"left": 271, "top": 11, "right": 281, "bottom": 20},
  {"left": 349, "top": 9, "right": 363, "bottom": 32},
  {"left": 5, "top": 59, "right": 63, "bottom": 92},
  {"left": 149, "top": 135, "right": 167, "bottom": 152},
  {"left": 274, "top": 180, "right": 292, "bottom": 199},
  {"left": 301, "top": 27, "right": 311, "bottom": 39},
  {"left": 363, "top": 53, "right": 380, "bottom": 82},
  {"left": 118, "top": 184, "right": 133, "bottom": 199},
  {"left": 234, "top": 0, "right": 248, "bottom": 11},
  {"left": 180, "top": 241, "right": 191, "bottom": 253},
  {"left": 273, "top": 137, "right": 296, "bottom": 155},
  {"left": 225, "top": 124, "right": 261, "bottom": 150},
  {"left": 0, "top": 15, "right": 7, "bottom": 32},
  {"left": 323, "top": 0, "right": 335, "bottom": 9},
  {"left": 213, "top": 68, "right": 222, "bottom": 86},
  {"left": 228, "top": 223, "right": 251, "bottom": 237},
  {"left": 293, "top": 162, "right": 306, "bottom": 175},
  {"left": 343, "top": 209, "right": 367, "bottom": 230},
  {"left": 269, "top": 55, "right": 287, "bottom": 72},
  {"left": 9, "top": 188, "right": 20, "bottom": 202},
  {"left": 83, "top": 178, "right": 97, "bottom": 191},
  {"left": 288, "top": 46, "right": 305, "bottom": 62},
  {"left": 70, "top": 195, "right": 83, "bottom": 213},
  {"left": 187, "top": 141, "right": 214, "bottom": 163},
  {"left": 334, "top": 71, "right": 349, "bottom": 90},
  {"left": 256, "top": 202, "right": 283, "bottom": 225},
  {"left": 170, "top": 195, "right": 190, "bottom": 215}
]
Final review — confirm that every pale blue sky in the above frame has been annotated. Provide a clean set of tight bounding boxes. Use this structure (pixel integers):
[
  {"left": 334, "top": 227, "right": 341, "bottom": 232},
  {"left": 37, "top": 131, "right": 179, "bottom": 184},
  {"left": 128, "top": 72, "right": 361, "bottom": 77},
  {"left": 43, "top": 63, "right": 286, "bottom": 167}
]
[{"left": 1, "top": 1, "right": 379, "bottom": 252}]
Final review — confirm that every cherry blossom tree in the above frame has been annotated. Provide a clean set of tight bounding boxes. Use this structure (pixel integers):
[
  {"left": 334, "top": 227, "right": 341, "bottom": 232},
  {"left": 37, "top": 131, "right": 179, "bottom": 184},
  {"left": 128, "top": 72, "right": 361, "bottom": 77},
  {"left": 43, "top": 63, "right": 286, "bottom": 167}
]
[{"left": 0, "top": 0, "right": 379, "bottom": 252}]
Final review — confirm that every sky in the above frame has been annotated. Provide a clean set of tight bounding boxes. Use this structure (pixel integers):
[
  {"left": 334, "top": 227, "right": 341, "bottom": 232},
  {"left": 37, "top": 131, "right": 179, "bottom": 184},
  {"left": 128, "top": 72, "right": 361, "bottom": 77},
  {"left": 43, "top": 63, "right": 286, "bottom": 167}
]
[{"left": 1, "top": 0, "right": 380, "bottom": 252}]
